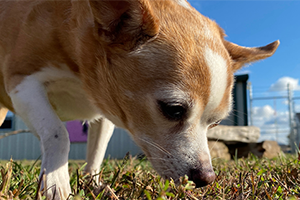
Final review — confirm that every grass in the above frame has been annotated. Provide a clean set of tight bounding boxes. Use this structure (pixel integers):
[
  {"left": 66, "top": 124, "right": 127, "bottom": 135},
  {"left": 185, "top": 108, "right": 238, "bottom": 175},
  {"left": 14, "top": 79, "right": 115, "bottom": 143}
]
[{"left": 0, "top": 153, "right": 300, "bottom": 199}]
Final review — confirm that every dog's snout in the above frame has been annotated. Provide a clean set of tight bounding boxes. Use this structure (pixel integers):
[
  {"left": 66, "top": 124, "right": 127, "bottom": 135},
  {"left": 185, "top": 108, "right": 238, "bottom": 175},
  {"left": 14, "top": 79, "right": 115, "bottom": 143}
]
[{"left": 190, "top": 168, "right": 216, "bottom": 188}]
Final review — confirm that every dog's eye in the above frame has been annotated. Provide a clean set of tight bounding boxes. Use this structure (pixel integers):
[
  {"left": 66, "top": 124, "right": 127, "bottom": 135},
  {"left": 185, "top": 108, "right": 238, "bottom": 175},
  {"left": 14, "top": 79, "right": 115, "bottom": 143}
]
[
  {"left": 158, "top": 100, "right": 187, "bottom": 121},
  {"left": 208, "top": 120, "right": 221, "bottom": 129}
]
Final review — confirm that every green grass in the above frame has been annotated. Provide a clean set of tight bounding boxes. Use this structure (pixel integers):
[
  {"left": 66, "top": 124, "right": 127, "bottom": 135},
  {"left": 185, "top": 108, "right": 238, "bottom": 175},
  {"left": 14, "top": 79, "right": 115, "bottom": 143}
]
[{"left": 0, "top": 153, "right": 300, "bottom": 199}]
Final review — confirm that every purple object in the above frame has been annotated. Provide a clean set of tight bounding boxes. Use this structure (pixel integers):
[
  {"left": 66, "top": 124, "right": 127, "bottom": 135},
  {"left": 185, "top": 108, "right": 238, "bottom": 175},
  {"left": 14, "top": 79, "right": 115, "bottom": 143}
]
[{"left": 67, "top": 121, "right": 88, "bottom": 142}]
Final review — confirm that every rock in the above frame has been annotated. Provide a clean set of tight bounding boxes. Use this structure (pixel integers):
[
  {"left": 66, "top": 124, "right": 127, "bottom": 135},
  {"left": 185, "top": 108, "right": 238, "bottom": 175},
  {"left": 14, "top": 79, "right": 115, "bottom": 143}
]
[
  {"left": 226, "top": 140, "right": 282, "bottom": 159},
  {"left": 207, "top": 125, "right": 260, "bottom": 143},
  {"left": 208, "top": 141, "right": 231, "bottom": 160},
  {"left": 262, "top": 140, "right": 282, "bottom": 158}
]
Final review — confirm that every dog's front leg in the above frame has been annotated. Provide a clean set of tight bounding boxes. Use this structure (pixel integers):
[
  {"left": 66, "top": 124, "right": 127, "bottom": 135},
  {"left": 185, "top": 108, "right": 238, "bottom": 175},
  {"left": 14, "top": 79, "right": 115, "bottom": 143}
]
[
  {"left": 85, "top": 118, "right": 114, "bottom": 183},
  {"left": 9, "top": 76, "right": 71, "bottom": 200}
]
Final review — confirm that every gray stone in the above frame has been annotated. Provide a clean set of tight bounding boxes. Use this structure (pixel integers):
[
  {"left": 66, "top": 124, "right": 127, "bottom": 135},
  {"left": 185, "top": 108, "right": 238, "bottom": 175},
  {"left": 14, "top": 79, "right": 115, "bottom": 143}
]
[{"left": 207, "top": 125, "right": 260, "bottom": 143}]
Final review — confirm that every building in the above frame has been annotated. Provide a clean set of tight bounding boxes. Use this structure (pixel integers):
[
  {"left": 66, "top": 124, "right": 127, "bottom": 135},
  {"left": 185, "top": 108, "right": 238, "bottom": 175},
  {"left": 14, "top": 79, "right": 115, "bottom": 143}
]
[
  {"left": 0, "top": 75, "right": 249, "bottom": 160},
  {"left": 221, "top": 74, "right": 249, "bottom": 126}
]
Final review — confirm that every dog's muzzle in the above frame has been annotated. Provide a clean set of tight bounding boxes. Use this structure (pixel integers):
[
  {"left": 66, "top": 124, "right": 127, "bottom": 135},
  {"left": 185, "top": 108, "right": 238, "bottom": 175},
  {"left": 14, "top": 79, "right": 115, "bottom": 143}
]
[{"left": 190, "top": 167, "right": 216, "bottom": 188}]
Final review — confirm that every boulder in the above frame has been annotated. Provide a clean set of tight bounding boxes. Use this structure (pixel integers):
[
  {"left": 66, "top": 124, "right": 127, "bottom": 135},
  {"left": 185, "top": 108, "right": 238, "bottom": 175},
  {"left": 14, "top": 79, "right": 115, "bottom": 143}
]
[
  {"left": 208, "top": 140, "right": 231, "bottom": 160},
  {"left": 226, "top": 140, "right": 282, "bottom": 159},
  {"left": 262, "top": 140, "right": 282, "bottom": 158},
  {"left": 207, "top": 125, "right": 260, "bottom": 143}
]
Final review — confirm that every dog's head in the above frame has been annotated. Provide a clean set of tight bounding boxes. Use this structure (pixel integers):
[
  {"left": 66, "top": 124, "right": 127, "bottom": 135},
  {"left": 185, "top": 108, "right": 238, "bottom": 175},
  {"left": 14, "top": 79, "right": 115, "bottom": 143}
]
[{"left": 71, "top": 0, "right": 279, "bottom": 187}]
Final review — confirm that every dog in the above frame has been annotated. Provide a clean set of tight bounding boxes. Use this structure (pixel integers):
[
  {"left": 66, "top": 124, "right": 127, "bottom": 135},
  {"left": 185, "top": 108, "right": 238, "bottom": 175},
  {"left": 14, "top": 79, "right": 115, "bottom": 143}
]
[{"left": 0, "top": 0, "right": 279, "bottom": 199}]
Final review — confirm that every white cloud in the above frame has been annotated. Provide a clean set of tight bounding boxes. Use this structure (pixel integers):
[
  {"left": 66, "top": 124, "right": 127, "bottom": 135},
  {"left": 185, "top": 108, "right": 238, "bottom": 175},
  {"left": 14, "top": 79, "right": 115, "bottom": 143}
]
[
  {"left": 282, "top": 100, "right": 288, "bottom": 105},
  {"left": 253, "top": 105, "right": 275, "bottom": 123},
  {"left": 270, "top": 77, "right": 300, "bottom": 91},
  {"left": 252, "top": 105, "right": 289, "bottom": 127},
  {"left": 252, "top": 105, "right": 290, "bottom": 144},
  {"left": 264, "top": 111, "right": 289, "bottom": 126}
]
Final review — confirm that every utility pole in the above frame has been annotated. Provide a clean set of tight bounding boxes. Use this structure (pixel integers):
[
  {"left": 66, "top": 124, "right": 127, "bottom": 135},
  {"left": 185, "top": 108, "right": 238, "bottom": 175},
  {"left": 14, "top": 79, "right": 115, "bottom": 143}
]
[
  {"left": 274, "top": 99, "right": 278, "bottom": 143},
  {"left": 288, "top": 83, "right": 296, "bottom": 152},
  {"left": 248, "top": 82, "right": 253, "bottom": 126}
]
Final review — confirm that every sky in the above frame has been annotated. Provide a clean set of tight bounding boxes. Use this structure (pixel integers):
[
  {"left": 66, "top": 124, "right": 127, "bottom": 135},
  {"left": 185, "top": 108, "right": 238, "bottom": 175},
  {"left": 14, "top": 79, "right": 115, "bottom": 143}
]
[{"left": 189, "top": 1, "right": 300, "bottom": 144}]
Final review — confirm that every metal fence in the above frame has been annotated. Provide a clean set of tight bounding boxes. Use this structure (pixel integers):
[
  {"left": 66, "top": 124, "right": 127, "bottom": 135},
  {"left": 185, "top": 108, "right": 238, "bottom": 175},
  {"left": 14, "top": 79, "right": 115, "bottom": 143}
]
[{"left": 248, "top": 83, "right": 300, "bottom": 152}]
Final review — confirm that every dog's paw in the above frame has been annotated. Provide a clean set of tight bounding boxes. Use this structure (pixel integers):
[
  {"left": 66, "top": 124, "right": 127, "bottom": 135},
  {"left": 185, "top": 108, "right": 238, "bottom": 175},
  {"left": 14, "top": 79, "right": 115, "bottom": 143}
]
[{"left": 40, "top": 169, "right": 71, "bottom": 200}]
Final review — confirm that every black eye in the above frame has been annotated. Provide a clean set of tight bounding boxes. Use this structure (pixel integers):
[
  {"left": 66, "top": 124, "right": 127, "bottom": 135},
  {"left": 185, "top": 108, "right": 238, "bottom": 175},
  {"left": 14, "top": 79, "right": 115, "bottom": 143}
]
[{"left": 157, "top": 100, "right": 187, "bottom": 121}]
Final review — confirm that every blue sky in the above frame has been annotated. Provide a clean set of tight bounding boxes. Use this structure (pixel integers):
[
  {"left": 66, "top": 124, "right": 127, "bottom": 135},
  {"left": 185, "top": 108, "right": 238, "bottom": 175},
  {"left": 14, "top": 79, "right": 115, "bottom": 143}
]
[{"left": 189, "top": 1, "right": 300, "bottom": 144}]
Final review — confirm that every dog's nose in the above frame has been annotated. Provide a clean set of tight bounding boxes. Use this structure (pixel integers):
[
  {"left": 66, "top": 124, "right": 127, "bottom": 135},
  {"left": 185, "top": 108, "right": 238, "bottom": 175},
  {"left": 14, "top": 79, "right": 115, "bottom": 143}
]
[{"left": 190, "top": 168, "right": 216, "bottom": 188}]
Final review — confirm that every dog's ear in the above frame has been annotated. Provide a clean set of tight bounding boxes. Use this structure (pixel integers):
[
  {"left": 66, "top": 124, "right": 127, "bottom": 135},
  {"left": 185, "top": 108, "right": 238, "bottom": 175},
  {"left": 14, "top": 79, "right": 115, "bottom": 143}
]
[
  {"left": 223, "top": 40, "right": 280, "bottom": 71},
  {"left": 88, "top": 0, "right": 159, "bottom": 50},
  {"left": 71, "top": 0, "right": 95, "bottom": 29}
]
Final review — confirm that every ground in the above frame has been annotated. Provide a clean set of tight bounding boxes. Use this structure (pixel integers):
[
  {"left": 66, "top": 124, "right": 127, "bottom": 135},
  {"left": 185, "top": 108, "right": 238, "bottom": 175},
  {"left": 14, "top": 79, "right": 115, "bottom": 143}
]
[{"left": 0, "top": 153, "right": 300, "bottom": 199}]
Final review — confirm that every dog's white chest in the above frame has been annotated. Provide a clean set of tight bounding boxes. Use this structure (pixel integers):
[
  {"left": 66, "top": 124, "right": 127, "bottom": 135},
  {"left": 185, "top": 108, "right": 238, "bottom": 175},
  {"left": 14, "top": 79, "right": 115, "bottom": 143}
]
[{"left": 33, "top": 66, "right": 101, "bottom": 121}]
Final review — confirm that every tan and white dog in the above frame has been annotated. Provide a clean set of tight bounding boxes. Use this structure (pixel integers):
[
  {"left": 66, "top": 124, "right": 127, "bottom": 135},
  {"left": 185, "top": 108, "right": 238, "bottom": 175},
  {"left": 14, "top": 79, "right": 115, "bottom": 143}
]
[{"left": 0, "top": 0, "right": 278, "bottom": 199}]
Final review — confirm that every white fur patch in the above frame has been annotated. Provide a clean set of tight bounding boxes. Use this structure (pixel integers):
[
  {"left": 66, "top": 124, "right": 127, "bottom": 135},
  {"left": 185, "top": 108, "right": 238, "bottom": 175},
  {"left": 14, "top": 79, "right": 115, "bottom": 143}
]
[
  {"left": 85, "top": 119, "right": 114, "bottom": 182},
  {"left": 32, "top": 65, "right": 102, "bottom": 121},
  {"left": 174, "top": 0, "right": 191, "bottom": 9},
  {"left": 9, "top": 75, "right": 72, "bottom": 199},
  {"left": 204, "top": 47, "right": 227, "bottom": 114}
]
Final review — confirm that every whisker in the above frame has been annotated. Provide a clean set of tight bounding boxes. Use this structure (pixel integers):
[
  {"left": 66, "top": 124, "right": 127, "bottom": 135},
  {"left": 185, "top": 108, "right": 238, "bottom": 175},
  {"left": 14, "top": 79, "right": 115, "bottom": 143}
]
[
  {"left": 228, "top": 110, "right": 246, "bottom": 122},
  {"left": 147, "top": 157, "right": 177, "bottom": 161},
  {"left": 231, "top": 109, "right": 247, "bottom": 116},
  {"left": 139, "top": 138, "right": 172, "bottom": 156},
  {"left": 209, "top": 139, "right": 220, "bottom": 152},
  {"left": 222, "top": 118, "right": 238, "bottom": 124},
  {"left": 211, "top": 157, "right": 222, "bottom": 161}
]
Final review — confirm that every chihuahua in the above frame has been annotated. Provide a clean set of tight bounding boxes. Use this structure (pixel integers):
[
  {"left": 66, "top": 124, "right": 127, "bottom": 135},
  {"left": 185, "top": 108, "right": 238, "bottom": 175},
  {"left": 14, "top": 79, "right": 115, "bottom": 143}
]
[{"left": 0, "top": 0, "right": 279, "bottom": 199}]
